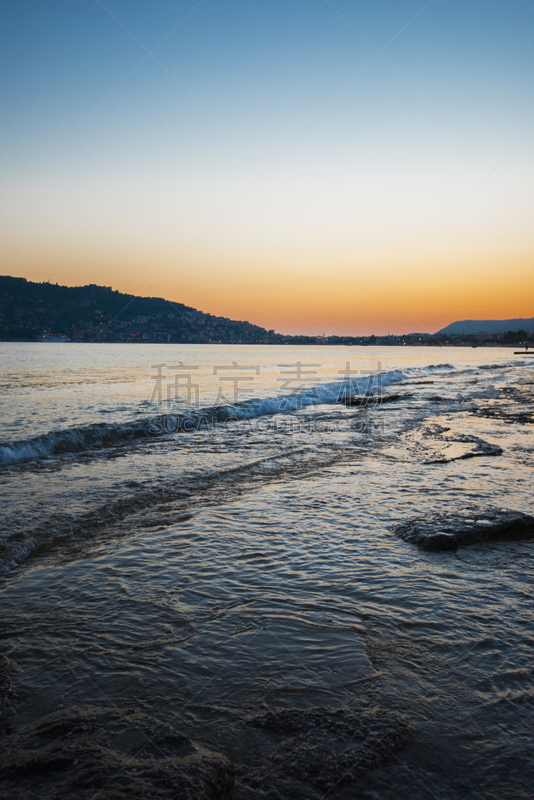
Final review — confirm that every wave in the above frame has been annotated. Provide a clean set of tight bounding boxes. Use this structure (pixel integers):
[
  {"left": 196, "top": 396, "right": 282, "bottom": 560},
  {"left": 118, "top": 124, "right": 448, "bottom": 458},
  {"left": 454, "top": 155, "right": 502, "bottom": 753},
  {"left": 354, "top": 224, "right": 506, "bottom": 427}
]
[
  {"left": 477, "top": 360, "right": 530, "bottom": 370},
  {"left": 0, "top": 445, "right": 348, "bottom": 572},
  {"left": 0, "top": 421, "right": 149, "bottom": 466},
  {"left": 0, "top": 364, "right": 452, "bottom": 466},
  {"left": 412, "top": 363, "right": 454, "bottom": 371}
]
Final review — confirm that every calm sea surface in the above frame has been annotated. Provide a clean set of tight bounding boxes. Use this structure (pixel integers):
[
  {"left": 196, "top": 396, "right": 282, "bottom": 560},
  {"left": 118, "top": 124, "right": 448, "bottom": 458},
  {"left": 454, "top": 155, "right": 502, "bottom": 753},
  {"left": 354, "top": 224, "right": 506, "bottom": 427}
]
[{"left": 1, "top": 343, "right": 533, "bottom": 799}]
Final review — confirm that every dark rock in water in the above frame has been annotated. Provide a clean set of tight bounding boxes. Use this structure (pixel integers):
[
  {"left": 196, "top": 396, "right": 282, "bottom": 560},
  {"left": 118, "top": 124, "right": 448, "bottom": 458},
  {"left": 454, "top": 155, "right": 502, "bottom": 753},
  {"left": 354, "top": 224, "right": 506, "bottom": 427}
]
[
  {"left": 394, "top": 508, "right": 534, "bottom": 551},
  {"left": 473, "top": 382, "right": 534, "bottom": 424},
  {"left": 247, "top": 706, "right": 413, "bottom": 793},
  {"left": 400, "top": 424, "right": 503, "bottom": 464},
  {"left": 340, "top": 393, "right": 407, "bottom": 407},
  {"left": 0, "top": 655, "right": 18, "bottom": 711},
  {"left": 0, "top": 706, "right": 234, "bottom": 800},
  {"left": 425, "top": 436, "right": 503, "bottom": 463}
]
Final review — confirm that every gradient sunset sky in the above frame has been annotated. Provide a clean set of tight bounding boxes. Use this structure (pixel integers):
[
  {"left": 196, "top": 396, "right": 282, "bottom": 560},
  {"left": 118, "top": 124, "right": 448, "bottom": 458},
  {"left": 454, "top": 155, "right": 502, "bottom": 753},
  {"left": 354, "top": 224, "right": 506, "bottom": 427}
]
[{"left": 1, "top": 0, "right": 533, "bottom": 335}]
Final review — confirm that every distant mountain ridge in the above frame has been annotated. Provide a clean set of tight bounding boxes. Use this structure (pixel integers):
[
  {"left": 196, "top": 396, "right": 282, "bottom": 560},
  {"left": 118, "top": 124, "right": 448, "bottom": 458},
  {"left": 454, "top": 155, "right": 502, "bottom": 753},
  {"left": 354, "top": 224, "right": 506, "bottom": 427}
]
[
  {"left": 0, "top": 275, "right": 278, "bottom": 343},
  {"left": 3, "top": 274, "right": 532, "bottom": 343},
  {"left": 436, "top": 317, "right": 534, "bottom": 335}
]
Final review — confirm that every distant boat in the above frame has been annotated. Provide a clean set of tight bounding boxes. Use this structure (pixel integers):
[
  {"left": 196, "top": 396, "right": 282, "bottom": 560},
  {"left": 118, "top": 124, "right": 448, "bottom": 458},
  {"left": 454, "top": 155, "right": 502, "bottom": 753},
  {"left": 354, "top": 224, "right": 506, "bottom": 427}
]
[{"left": 36, "top": 333, "right": 71, "bottom": 342}]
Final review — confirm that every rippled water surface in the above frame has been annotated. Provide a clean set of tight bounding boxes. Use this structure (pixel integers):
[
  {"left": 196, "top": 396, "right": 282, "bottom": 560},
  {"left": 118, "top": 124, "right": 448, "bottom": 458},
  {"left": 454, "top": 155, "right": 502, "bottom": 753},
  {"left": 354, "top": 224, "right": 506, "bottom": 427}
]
[{"left": 1, "top": 343, "right": 533, "bottom": 799}]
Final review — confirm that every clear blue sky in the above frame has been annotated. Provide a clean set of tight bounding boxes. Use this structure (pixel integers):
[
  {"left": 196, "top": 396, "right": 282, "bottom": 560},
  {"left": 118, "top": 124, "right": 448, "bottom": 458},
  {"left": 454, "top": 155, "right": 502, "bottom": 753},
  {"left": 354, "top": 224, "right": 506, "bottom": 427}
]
[{"left": 1, "top": 1, "right": 533, "bottom": 333}]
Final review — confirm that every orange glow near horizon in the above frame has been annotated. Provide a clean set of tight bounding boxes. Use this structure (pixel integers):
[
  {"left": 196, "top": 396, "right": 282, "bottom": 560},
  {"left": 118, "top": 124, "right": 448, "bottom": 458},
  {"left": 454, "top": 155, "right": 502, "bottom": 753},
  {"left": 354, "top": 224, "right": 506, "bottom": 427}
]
[
  {"left": 1, "top": 2, "right": 533, "bottom": 337},
  {"left": 4, "top": 244, "right": 533, "bottom": 335}
]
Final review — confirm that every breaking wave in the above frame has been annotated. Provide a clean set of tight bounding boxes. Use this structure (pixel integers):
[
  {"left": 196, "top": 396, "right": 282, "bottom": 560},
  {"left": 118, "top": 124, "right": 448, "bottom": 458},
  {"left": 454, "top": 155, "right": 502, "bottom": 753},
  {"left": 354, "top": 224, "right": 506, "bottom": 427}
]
[
  {"left": 0, "top": 421, "right": 149, "bottom": 466},
  {"left": 0, "top": 364, "right": 453, "bottom": 466}
]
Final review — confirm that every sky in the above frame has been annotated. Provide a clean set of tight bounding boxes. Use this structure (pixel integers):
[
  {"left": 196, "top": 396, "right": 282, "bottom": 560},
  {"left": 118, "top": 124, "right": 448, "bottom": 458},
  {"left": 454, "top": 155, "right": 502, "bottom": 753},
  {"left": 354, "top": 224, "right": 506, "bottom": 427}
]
[{"left": 1, "top": 0, "right": 533, "bottom": 335}]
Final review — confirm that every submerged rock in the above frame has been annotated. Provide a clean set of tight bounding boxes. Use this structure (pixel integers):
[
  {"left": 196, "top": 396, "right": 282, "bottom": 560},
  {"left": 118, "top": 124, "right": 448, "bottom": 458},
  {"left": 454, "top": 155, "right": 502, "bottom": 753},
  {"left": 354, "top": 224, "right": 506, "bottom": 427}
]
[
  {"left": 0, "top": 706, "right": 234, "bottom": 800},
  {"left": 0, "top": 655, "right": 18, "bottom": 712},
  {"left": 394, "top": 508, "right": 534, "bottom": 551},
  {"left": 424, "top": 435, "right": 503, "bottom": 463},
  {"left": 474, "top": 382, "right": 534, "bottom": 425},
  {"left": 246, "top": 706, "right": 413, "bottom": 793},
  {"left": 339, "top": 393, "right": 406, "bottom": 407},
  {"left": 398, "top": 423, "right": 503, "bottom": 464}
]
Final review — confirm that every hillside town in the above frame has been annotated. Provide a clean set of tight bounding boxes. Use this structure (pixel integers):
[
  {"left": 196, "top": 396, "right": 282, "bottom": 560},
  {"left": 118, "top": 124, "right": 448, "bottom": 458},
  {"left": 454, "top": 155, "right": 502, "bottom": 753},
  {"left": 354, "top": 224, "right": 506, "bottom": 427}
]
[{"left": 0, "top": 276, "right": 532, "bottom": 346}]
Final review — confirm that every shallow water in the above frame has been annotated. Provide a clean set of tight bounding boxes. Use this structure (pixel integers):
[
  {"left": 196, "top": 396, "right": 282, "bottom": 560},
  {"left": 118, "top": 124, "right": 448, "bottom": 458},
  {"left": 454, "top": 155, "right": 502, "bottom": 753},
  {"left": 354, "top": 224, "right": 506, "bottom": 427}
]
[{"left": 1, "top": 344, "right": 533, "bottom": 798}]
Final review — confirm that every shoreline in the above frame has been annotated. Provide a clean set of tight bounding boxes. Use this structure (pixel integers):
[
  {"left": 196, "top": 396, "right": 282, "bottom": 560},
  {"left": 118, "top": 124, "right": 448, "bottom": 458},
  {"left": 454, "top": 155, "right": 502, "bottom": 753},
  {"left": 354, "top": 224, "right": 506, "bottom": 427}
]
[{"left": 0, "top": 339, "right": 529, "bottom": 349}]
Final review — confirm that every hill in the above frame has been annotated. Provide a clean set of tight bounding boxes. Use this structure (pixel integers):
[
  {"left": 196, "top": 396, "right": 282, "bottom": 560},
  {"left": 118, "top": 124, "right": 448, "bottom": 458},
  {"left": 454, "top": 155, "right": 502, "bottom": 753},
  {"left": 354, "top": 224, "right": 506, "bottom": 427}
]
[
  {"left": 0, "top": 276, "right": 280, "bottom": 344},
  {"left": 436, "top": 317, "right": 534, "bottom": 335}
]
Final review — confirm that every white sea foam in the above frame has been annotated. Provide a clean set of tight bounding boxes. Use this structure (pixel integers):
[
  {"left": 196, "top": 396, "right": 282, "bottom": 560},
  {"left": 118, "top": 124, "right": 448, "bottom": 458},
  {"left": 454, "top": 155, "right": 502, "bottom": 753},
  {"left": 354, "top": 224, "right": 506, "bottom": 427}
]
[{"left": 0, "top": 364, "right": 453, "bottom": 466}]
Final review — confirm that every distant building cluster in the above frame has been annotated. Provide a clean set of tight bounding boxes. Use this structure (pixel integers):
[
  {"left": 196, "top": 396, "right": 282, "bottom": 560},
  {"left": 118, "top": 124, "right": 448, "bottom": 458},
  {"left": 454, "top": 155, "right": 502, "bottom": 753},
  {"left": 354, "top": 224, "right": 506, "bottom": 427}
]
[
  {"left": 0, "top": 276, "right": 278, "bottom": 344},
  {"left": 68, "top": 307, "right": 272, "bottom": 345},
  {"left": 0, "top": 276, "right": 532, "bottom": 346}
]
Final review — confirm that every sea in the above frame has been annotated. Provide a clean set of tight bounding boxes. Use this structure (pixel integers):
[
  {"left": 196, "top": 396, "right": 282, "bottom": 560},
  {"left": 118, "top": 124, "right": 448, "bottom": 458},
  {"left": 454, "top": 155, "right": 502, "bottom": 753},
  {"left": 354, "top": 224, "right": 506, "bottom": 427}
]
[{"left": 1, "top": 342, "right": 533, "bottom": 799}]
